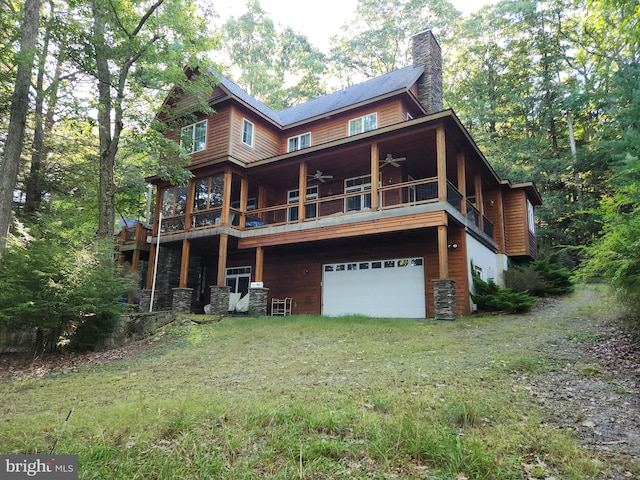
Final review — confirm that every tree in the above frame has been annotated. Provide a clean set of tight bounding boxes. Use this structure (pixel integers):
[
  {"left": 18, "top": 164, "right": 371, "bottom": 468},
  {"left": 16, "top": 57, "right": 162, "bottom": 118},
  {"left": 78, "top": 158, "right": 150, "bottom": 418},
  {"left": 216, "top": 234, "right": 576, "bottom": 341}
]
[
  {"left": 328, "top": 0, "right": 460, "bottom": 83},
  {"left": 0, "top": 0, "right": 41, "bottom": 254},
  {"left": 223, "top": 0, "right": 327, "bottom": 109},
  {"left": 60, "top": 0, "right": 218, "bottom": 240}
]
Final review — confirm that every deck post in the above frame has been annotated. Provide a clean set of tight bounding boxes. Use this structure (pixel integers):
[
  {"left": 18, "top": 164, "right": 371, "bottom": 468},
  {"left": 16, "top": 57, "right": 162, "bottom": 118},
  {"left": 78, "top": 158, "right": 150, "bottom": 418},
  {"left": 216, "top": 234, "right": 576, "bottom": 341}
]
[
  {"left": 179, "top": 238, "right": 190, "bottom": 288},
  {"left": 436, "top": 126, "right": 447, "bottom": 201},
  {"left": 298, "top": 162, "right": 307, "bottom": 222},
  {"left": 457, "top": 152, "right": 467, "bottom": 215},
  {"left": 255, "top": 246, "right": 264, "bottom": 283},
  {"left": 217, "top": 233, "right": 228, "bottom": 286},
  {"left": 370, "top": 142, "right": 379, "bottom": 210}
]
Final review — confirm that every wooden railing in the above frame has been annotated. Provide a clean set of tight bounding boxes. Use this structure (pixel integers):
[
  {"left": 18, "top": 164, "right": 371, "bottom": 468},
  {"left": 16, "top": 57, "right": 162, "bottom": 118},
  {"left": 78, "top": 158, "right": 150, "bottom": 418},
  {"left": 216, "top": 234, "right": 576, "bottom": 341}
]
[
  {"left": 155, "top": 177, "right": 495, "bottom": 241},
  {"left": 116, "top": 223, "right": 151, "bottom": 245}
]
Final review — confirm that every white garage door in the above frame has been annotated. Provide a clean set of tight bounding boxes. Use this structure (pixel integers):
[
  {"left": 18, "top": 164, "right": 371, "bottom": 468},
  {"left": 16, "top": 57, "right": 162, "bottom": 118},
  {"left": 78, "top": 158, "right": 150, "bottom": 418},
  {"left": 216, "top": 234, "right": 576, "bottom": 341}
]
[{"left": 322, "top": 258, "right": 425, "bottom": 318}]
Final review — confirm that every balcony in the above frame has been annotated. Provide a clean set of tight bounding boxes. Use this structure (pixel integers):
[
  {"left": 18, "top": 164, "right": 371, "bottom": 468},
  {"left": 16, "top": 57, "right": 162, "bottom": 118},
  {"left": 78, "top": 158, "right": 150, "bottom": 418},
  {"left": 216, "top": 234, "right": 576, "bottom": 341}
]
[{"left": 156, "top": 177, "right": 495, "bottom": 243}]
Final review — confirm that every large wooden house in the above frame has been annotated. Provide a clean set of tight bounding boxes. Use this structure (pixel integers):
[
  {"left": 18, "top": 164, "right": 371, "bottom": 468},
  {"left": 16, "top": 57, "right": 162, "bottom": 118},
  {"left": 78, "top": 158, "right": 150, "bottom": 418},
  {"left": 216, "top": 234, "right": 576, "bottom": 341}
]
[{"left": 142, "top": 30, "right": 541, "bottom": 319}]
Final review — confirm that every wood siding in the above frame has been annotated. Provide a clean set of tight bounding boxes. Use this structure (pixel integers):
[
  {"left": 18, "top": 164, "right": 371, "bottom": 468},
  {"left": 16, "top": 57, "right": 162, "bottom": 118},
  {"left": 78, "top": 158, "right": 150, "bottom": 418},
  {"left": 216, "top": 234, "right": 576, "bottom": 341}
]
[
  {"left": 238, "top": 211, "right": 448, "bottom": 249},
  {"left": 502, "top": 190, "right": 530, "bottom": 256},
  {"left": 229, "top": 106, "right": 281, "bottom": 163}
]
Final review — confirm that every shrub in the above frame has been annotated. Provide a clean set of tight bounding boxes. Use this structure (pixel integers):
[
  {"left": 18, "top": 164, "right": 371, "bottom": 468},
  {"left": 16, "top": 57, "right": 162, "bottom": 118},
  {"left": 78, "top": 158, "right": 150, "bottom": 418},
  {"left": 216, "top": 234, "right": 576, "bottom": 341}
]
[
  {"left": 471, "top": 268, "right": 534, "bottom": 313},
  {"left": 505, "top": 255, "right": 574, "bottom": 296}
]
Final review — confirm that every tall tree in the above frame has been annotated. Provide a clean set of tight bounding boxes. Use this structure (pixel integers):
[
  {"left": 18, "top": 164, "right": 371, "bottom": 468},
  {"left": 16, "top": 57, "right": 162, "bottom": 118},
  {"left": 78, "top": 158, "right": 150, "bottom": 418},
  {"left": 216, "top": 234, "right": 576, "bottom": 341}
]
[
  {"left": 328, "top": 0, "right": 460, "bottom": 83},
  {"left": 61, "top": 0, "right": 217, "bottom": 240},
  {"left": 223, "top": 0, "right": 327, "bottom": 109},
  {"left": 0, "top": 0, "right": 41, "bottom": 253}
]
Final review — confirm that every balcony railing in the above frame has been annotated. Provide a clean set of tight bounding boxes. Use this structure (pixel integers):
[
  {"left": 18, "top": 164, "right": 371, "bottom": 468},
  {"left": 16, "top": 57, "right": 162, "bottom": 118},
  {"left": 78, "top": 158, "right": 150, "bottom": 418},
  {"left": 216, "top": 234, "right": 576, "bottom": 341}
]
[
  {"left": 154, "top": 177, "right": 495, "bottom": 241},
  {"left": 116, "top": 223, "right": 152, "bottom": 246}
]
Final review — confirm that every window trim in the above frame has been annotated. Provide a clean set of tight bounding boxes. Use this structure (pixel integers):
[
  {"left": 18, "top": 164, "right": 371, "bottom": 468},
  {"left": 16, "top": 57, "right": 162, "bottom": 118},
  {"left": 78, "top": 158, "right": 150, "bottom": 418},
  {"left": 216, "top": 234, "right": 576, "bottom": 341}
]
[
  {"left": 180, "top": 119, "right": 207, "bottom": 154},
  {"left": 287, "top": 132, "right": 312, "bottom": 152},
  {"left": 242, "top": 118, "right": 254, "bottom": 147},
  {"left": 348, "top": 113, "right": 377, "bottom": 136}
]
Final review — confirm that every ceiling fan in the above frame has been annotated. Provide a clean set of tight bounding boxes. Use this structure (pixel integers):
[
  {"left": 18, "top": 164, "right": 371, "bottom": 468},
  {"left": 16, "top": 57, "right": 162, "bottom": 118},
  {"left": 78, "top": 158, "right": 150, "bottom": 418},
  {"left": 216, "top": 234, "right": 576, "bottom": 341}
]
[
  {"left": 380, "top": 153, "right": 407, "bottom": 168},
  {"left": 308, "top": 170, "right": 334, "bottom": 183}
]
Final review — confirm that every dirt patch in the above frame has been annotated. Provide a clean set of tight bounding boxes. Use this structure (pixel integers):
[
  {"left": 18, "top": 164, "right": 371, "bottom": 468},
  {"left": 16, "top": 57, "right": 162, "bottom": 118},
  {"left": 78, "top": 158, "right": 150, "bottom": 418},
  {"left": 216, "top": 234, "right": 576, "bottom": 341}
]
[{"left": 0, "top": 340, "right": 153, "bottom": 382}]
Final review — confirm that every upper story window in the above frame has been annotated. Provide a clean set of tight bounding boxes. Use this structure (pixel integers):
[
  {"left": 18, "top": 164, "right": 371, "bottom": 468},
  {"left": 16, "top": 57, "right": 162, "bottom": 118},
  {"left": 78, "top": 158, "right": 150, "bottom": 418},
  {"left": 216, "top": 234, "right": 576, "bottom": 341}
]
[
  {"left": 288, "top": 132, "right": 311, "bottom": 152},
  {"left": 349, "top": 113, "right": 377, "bottom": 136},
  {"left": 345, "top": 175, "right": 372, "bottom": 212},
  {"left": 287, "top": 186, "right": 318, "bottom": 221},
  {"left": 242, "top": 119, "right": 254, "bottom": 147},
  {"left": 193, "top": 174, "right": 224, "bottom": 211},
  {"left": 527, "top": 199, "right": 535, "bottom": 233},
  {"left": 180, "top": 120, "right": 207, "bottom": 154},
  {"left": 161, "top": 185, "right": 187, "bottom": 217}
]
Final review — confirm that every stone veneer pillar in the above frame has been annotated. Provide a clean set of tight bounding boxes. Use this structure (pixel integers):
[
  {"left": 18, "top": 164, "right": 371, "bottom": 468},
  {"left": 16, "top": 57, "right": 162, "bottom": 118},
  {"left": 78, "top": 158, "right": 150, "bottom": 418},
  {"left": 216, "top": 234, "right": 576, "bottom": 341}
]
[
  {"left": 248, "top": 287, "right": 269, "bottom": 317},
  {"left": 433, "top": 279, "right": 456, "bottom": 320},
  {"left": 209, "top": 285, "right": 231, "bottom": 315},
  {"left": 172, "top": 288, "right": 193, "bottom": 313},
  {"left": 139, "top": 289, "right": 152, "bottom": 312}
]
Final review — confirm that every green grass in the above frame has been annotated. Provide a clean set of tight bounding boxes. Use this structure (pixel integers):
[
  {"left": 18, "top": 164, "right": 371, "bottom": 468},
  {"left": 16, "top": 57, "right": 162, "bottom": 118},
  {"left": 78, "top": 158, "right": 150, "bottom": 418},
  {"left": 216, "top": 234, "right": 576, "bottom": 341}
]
[{"left": 0, "top": 285, "right": 623, "bottom": 479}]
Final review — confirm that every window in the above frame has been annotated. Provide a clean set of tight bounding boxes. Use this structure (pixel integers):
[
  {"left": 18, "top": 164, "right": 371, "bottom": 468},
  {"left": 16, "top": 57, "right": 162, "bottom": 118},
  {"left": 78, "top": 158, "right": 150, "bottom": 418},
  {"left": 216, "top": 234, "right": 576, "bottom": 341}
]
[
  {"left": 193, "top": 174, "right": 224, "bottom": 211},
  {"left": 527, "top": 199, "right": 535, "bottom": 233},
  {"left": 161, "top": 185, "right": 187, "bottom": 217},
  {"left": 180, "top": 120, "right": 207, "bottom": 154},
  {"left": 288, "top": 132, "right": 311, "bottom": 152},
  {"left": 226, "top": 266, "right": 251, "bottom": 295},
  {"left": 348, "top": 113, "right": 377, "bottom": 136},
  {"left": 242, "top": 119, "right": 254, "bottom": 147},
  {"left": 287, "top": 186, "right": 318, "bottom": 221},
  {"left": 345, "top": 175, "right": 372, "bottom": 212}
]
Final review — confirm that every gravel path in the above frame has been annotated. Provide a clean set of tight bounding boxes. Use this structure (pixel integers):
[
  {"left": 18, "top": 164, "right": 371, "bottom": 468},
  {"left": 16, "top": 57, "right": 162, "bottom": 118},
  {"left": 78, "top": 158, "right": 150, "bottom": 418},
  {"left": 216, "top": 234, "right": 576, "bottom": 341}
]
[{"left": 523, "top": 288, "right": 640, "bottom": 478}]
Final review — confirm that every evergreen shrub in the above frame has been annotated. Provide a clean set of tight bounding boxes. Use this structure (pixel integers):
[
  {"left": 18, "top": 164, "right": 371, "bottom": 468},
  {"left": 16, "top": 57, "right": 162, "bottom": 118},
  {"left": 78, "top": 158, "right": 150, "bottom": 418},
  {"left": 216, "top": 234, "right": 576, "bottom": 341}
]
[{"left": 471, "top": 268, "right": 534, "bottom": 313}]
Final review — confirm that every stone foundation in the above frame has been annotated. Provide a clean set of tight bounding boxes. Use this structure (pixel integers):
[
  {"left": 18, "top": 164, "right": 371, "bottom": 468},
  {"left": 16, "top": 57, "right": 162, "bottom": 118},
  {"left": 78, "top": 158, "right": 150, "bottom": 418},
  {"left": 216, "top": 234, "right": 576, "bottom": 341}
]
[
  {"left": 139, "top": 289, "right": 152, "bottom": 312},
  {"left": 433, "top": 279, "right": 456, "bottom": 320},
  {"left": 172, "top": 288, "right": 193, "bottom": 313}
]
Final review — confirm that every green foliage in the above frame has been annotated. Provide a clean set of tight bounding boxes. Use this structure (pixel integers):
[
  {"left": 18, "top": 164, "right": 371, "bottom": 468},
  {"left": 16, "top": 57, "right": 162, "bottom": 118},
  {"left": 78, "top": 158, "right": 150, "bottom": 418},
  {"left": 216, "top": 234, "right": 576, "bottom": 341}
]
[
  {"left": 0, "top": 232, "right": 130, "bottom": 352},
  {"left": 471, "top": 267, "right": 534, "bottom": 313},
  {"left": 506, "top": 255, "right": 574, "bottom": 296}
]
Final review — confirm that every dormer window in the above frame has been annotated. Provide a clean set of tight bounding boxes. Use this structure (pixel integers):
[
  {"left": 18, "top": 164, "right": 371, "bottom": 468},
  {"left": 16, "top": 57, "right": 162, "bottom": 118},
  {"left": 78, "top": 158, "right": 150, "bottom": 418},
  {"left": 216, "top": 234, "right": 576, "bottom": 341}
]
[
  {"left": 242, "top": 119, "right": 254, "bottom": 147},
  {"left": 288, "top": 132, "right": 311, "bottom": 152},
  {"left": 349, "top": 113, "right": 377, "bottom": 136},
  {"left": 180, "top": 120, "right": 207, "bottom": 154}
]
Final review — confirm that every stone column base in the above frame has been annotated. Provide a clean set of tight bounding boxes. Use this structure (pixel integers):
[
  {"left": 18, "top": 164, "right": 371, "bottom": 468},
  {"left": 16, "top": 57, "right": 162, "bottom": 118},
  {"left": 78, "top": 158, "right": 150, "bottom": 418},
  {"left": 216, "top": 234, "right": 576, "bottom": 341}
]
[
  {"left": 433, "top": 279, "right": 456, "bottom": 320},
  {"left": 172, "top": 288, "right": 193, "bottom": 313},
  {"left": 248, "top": 287, "right": 269, "bottom": 317},
  {"left": 139, "top": 289, "right": 152, "bottom": 312},
  {"left": 209, "top": 285, "right": 231, "bottom": 315}
]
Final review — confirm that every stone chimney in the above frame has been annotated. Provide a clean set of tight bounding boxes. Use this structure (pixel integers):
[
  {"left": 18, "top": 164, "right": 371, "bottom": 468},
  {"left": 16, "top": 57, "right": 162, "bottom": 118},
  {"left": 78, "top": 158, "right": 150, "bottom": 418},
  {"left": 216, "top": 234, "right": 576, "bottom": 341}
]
[{"left": 412, "top": 29, "right": 443, "bottom": 114}]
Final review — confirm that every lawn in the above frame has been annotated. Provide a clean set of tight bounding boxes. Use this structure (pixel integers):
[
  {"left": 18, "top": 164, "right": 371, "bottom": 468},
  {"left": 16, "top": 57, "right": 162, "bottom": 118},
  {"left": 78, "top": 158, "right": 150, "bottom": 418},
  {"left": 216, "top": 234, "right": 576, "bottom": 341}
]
[{"left": 0, "top": 285, "right": 621, "bottom": 479}]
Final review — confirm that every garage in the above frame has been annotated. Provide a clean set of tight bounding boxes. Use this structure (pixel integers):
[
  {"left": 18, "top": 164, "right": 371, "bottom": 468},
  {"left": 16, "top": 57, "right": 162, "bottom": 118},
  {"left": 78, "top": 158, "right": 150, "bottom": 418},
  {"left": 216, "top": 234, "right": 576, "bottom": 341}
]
[{"left": 322, "top": 257, "right": 426, "bottom": 318}]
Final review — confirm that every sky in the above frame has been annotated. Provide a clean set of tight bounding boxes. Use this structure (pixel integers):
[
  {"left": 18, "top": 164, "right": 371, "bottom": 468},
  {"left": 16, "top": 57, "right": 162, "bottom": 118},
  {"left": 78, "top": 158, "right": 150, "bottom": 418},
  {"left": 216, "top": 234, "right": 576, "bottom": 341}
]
[{"left": 212, "top": 0, "right": 496, "bottom": 53}]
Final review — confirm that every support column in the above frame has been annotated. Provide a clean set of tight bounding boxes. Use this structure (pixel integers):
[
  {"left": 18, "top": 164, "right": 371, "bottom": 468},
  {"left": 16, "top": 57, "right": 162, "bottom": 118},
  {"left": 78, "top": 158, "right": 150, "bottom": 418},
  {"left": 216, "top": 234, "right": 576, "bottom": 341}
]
[
  {"left": 240, "top": 176, "right": 248, "bottom": 228},
  {"left": 146, "top": 243, "right": 156, "bottom": 289},
  {"left": 437, "top": 225, "right": 448, "bottom": 279},
  {"left": 370, "top": 142, "right": 379, "bottom": 210},
  {"left": 436, "top": 126, "right": 447, "bottom": 201},
  {"left": 179, "top": 238, "right": 190, "bottom": 288},
  {"left": 474, "top": 174, "right": 484, "bottom": 231},
  {"left": 221, "top": 168, "right": 232, "bottom": 225},
  {"left": 217, "top": 234, "right": 228, "bottom": 286},
  {"left": 298, "top": 162, "right": 307, "bottom": 222},
  {"left": 457, "top": 152, "right": 467, "bottom": 216},
  {"left": 255, "top": 246, "right": 264, "bottom": 283}
]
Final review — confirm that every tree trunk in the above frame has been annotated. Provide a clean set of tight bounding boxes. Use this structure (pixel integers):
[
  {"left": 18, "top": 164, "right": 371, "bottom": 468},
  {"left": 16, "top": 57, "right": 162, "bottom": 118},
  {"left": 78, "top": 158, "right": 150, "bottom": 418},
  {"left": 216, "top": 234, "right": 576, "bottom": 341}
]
[
  {"left": 0, "top": 0, "right": 41, "bottom": 253},
  {"left": 92, "top": 1, "right": 116, "bottom": 240}
]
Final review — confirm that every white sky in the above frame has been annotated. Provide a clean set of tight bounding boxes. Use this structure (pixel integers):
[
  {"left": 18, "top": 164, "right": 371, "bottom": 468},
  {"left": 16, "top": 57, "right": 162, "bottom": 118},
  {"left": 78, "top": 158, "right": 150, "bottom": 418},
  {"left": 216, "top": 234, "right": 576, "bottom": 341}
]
[{"left": 212, "top": 0, "right": 496, "bottom": 53}]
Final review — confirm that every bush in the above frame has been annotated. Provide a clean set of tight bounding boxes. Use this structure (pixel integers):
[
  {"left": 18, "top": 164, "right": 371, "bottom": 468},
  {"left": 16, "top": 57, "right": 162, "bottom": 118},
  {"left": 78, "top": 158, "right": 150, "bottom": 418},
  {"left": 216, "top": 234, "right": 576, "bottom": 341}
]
[
  {"left": 0, "top": 235, "right": 130, "bottom": 352},
  {"left": 505, "top": 255, "right": 574, "bottom": 296},
  {"left": 471, "top": 269, "right": 534, "bottom": 313}
]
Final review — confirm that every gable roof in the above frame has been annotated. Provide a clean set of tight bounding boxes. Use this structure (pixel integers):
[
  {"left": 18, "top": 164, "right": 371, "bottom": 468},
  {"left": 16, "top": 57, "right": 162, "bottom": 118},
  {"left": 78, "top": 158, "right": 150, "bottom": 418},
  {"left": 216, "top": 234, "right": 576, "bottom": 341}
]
[{"left": 214, "top": 65, "right": 426, "bottom": 128}]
